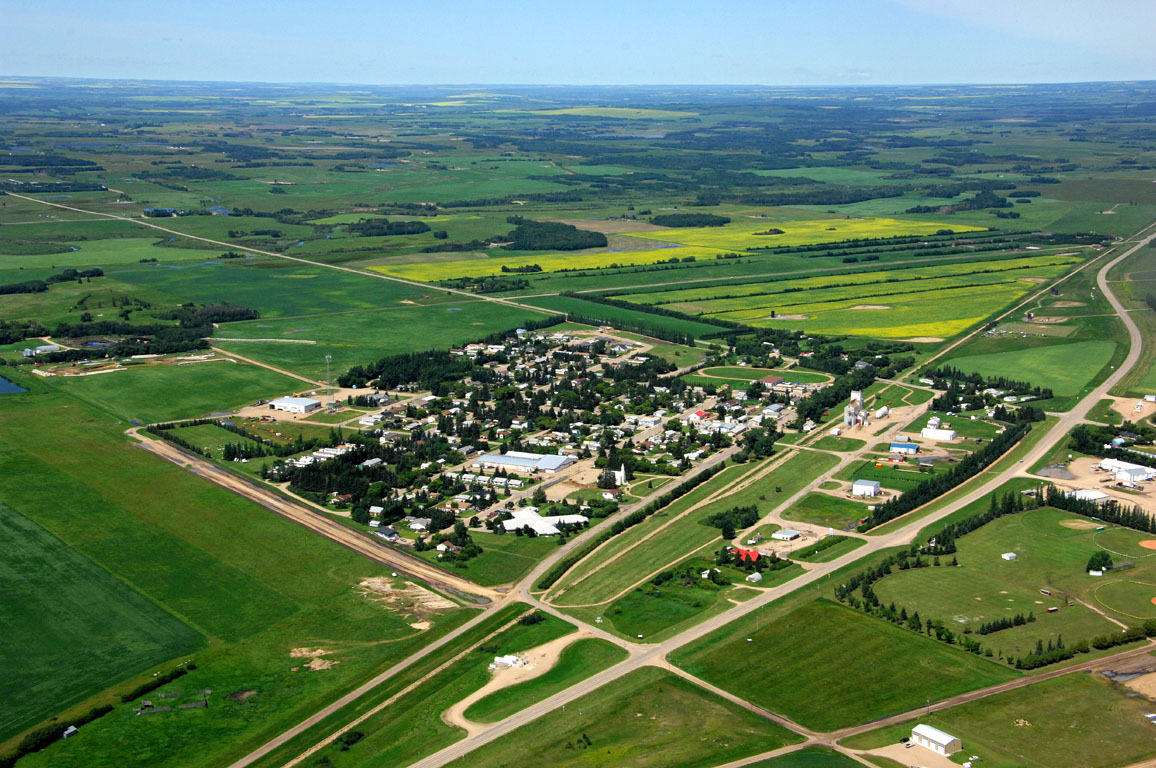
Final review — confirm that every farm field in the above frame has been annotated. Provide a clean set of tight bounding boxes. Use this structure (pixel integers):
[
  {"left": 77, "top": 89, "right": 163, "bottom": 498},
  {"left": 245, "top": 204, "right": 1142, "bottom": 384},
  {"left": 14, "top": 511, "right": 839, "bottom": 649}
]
[
  {"left": 463, "top": 638, "right": 628, "bottom": 723},
  {"left": 670, "top": 600, "right": 1017, "bottom": 731},
  {"left": 0, "top": 379, "right": 473, "bottom": 768},
  {"left": 843, "top": 674, "right": 1156, "bottom": 768},
  {"left": 944, "top": 339, "right": 1118, "bottom": 401},
  {"left": 443, "top": 667, "right": 802, "bottom": 768},
  {"left": 33, "top": 360, "right": 302, "bottom": 423},
  {"left": 214, "top": 300, "right": 550, "bottom": 378},
  {"left": 520, "top": 294, "right": 724, "bottom": 339},
  {"left": 0, "top": 502, "right": 203, "bottom": 741}
]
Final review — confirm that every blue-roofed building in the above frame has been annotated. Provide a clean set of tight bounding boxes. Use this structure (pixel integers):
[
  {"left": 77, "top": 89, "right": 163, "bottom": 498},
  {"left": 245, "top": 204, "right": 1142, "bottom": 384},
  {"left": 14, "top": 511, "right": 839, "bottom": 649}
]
[
  {"left": 475, "top": 450, "right": 576, "bottom": 475},
  {"left": 889, "top": 442, "right": 919, "bottom": 455}
]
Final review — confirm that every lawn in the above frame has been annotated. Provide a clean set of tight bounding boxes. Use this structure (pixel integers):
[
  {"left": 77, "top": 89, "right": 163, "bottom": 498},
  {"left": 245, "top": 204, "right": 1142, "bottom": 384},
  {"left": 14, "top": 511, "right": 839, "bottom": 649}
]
[
  {"left": 443, "top": 667, "right": 803, "bottom": 768},
  {"left": 37, "top": 360, "right": 302, "bottom": 423},
  {"left": 810, "top": 436, "right": 867, "bottom": 452},
  {"left": 417, "top": 530, "right": 559, "bottom": 587},
  {"left": 1, "top": 380, "right": 474, "bottom": 767},
  {"left": 463, "top": 638, "right": 628, "bottom": 722},
  {"left": 790, "top": 535, "right": 866, "bottom": 563},
  {"left": 944, "top": 339, "right": 1117, "bottom": 398},
  {"left": 670, "top": 600, "right": 1017, "bottom": 732},
  {"left": 842, "top": 674, "right": 1156, "bottom": 768},
  {"left": 781, "top": 493, "right": 872, "bottom": 530},
  {"left": 0, "top": 502, "right": 203, "bottom": 741}
]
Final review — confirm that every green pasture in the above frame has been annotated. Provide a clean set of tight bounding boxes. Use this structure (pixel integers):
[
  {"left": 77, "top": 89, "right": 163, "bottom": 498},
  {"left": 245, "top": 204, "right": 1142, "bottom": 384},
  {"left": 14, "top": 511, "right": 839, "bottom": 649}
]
[
  {"left": 463, "top": 638, "right": 628, "bottom": 723},
  {"left": 945, "top": 339, "right": 1117, "bottom": 401},
  {"left": 0, "top": 502, "right": 203, "bottom": 741},
  {"left": 36, "top": 360, "right": 302, "bottom": 423},
  {"left": 671, "top": 600, "right": 1016, "bottom": 731},
  {"left": 782, "top": 493, "right": 872, "bottom": 530},
  {"left": 0, "top": 379, "right": 473, "bottom": 768},
  {"left": 414, "top": 530, "right": 559, "bottom": 586},
  {"left": 842, "top": 674, "right": 1156, "bottom": 768},
  {"left": 789, "top": 535, "right": 865, "bottom": 563},
  {"left": 444, "top": 667, "right": 802, "bottom": 768},
  {"left": 748, "top": 748, "right": 864, "bottom": 768},
  {"left": 903, "top": 411, "right": 1005, "bottom": 440},
  {"left": 214, "top": 300, "right": 549, "bottom": 377}
]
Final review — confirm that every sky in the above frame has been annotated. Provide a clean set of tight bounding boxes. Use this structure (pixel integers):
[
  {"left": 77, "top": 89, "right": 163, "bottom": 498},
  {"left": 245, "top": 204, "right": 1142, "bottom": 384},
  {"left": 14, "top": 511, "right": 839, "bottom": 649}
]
[{"left": 2, "top": 0, "right": 1154, "bottom": 86}]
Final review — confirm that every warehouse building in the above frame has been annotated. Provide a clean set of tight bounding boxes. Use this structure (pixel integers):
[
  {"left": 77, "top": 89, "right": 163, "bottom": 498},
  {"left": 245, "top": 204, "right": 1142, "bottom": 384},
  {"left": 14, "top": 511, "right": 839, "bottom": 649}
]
[
  {"left": 921, "top": 427, "right": 957, "bottom": 441},
  {"left": 851, "top": 479, "right": 881, "bottom": 498},
  {"left": 475, "top": 450, "right": 576, "bottom": 475},
  {"left": 269, "top": 396, "right": 322, "bottom": 414},
  {"left": 889, "top": 442, "right": 919, "bottom": 455},
  {"left": 911, "top": 724, "right": 961, "bottom": 756}
]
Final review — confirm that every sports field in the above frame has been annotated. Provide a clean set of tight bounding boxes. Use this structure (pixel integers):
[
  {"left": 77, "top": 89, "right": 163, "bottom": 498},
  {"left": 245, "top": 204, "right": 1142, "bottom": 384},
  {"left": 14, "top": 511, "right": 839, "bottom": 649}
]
[
  {"left": 444, "top": 667, "right": 802, "bottom": 768},
  {"left": 671, "top": 600, "right": 1016, "bottom": 731}
]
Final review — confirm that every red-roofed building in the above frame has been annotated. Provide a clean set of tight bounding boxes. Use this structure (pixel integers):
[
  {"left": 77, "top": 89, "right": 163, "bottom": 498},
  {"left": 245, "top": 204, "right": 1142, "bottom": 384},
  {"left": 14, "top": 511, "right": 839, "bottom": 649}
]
[{"left": 759, "top": 375, "right": 785, "bottom": 386}]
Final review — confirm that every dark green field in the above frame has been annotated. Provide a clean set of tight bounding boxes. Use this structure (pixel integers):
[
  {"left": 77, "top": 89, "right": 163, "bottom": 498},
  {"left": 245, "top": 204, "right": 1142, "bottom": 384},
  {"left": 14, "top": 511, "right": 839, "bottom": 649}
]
[{"left": 671, "top": 600, "right": 1016, "bottom": 731}]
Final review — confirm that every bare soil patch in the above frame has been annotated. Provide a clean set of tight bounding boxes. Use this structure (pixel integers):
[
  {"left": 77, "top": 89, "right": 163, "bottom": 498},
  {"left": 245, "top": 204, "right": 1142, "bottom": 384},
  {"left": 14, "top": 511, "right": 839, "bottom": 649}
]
[
  {"left": 357, "top": 577, "right": 457, "bottom": 613},
  {"left": 1060, "top": 519, "right": 1102, "bottom": 531},
  {"left": 290, "top": 647, "right": 331, "bottom": 658},
  {"left": 1141, "top": 540, "right": 1156, "bottom": 551},
  {"left": 771, "top": 313, "right": 809, "bottom": 320},
  {"left": 1052, "top": 300, "right": 1085, "bottom": 307},
  {"left": 901, "top": 336, "right": 945, "bottom": 343},
  {"left": 1021, "top": 277, "right": 1050, "bottom": 284},
  {"left": 227, "top": 690, "right": 257, "bottom": 702},
  {"left": 1108, "top": 396, "right": 1156, "bottom": 424},
  {"left": 1028, "top": 316, "right": 1067, "bottom": 324},
  {"left": 849, "top": 304, "right": 891, "bottom": 310},
  {"left": 1127, "top": 670, "right": 1156, "bottom": 698}
]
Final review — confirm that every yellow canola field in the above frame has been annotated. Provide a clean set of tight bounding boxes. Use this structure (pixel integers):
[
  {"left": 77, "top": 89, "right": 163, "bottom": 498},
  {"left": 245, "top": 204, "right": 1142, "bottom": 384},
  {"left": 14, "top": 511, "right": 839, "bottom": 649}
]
[
  {"left": 370, "top": 246, "right": 726, "bottom": 282},
  {"left": 622, "top": 217, "right": 985, "bottom": 251}
]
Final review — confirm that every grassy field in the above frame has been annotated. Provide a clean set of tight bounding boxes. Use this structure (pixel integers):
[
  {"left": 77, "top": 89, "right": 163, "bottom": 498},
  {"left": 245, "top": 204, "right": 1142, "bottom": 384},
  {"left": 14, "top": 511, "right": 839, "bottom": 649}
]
[
  {"left": 842, "top": 674, "right": 1156, "bottom": 768},
  {"left": 414, "top": 530, "right": 559, "bottom": 586},
  {"left": 296, "top": 612, "right": 577, "bottom": 768},
  {"left": 782, "top": 493, "right": 872, "bottom": 530},
  {"left": 671, "top": 600, "right": 1017, "bottom": 731},
  {"left": 444, "top": 667, "right": 803, "bottom": 768},
  {"left": 1, "top": 378, "right": 474, "bottom": 767},
  {"left": 36, "top": 360, "right": 303, "bottom": 423},
  {"left": 520, "top": 294, "right": 724, "bottom": 339},
  {"left": 748, "top": 748, "right": 865, "bottom": 768},
  {"left": 214, "top": 300, "right": 550, "bottom": 377},
  {"left": 789, "top": 535, "right": 865, "bottom": 563},
  {"left": 0, "top": 502, "right": 203, "bottom": 741},
  {"left": 463, "top": 638, "right": 628, "bottom": 722},
  {"left": 809, "top": 436, "right": 867, "bottom": 452},
  {"left": 944, "top": 340, "right": 1117, "bottom": 399}
]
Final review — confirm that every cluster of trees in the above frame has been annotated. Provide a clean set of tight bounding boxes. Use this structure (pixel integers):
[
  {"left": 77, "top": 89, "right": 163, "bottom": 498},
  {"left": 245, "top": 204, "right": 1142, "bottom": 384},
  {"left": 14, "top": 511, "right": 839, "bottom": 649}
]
[
  {"left": 439, "top": 276, "right": 530, "bottom": 293},
  {"left": 923, "top": 490, "right": 1041, "bottom": 556},
  {"left": 704, "top": 504, "right": 759, "bottom": 539},
  {"left": 561, "top": 291, "right": 745, "bottom": 332},
  {"left": 1, "top": 703, "right": 115, "bottom": 767},
  {"left": 859, "top": 422, "right": 1032, "bottom": 531},
  {"left": 0, "top": 267, "right": 104, "bottom": 296},
  {"left": 1046, "top": 485, "right": 1156, "bottom": 533},
  {"left": 347, "top": 218, "right": 431, "bottom": 237},
  {"left": 502, "top": 220, "right": 607, "bottom": 251},
  {"left": 0, "top": 319, "right": 48, "bottom": 345},
  {"left": 500, "top": 264, "right": 542, "bottom": 273},
  {"left": 414, "top": 520, "right": 482, "bottom": 563},
  {"left": 976, "top": 612, "right": 1035, "bottom": 635},
  {"left": 650, "top": 213, "right": 730, "bottom": 227},
  {"left": 154, "top": 302, "right": 259, "bottom": 325},
  {"left": 1069, "top": 424, "right": 1156, "bottom": 469},
  {"left": 928, "top": 365, "right": 1052, "bottom": 410}
]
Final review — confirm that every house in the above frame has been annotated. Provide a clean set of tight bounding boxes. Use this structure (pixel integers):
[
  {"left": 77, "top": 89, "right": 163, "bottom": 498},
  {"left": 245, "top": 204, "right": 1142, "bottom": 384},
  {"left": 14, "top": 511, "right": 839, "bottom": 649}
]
[
  {"left": 269, "top": 396, "right": 322, "bottom": 414},
  {"left": 1001, "top": 552, "right": 1017, "bottom": 561},
  {"left": 359, "top": 458, "right": 383, "bottom": 470},
  {"left": 758, "top": 375, "right": 784, "bottom": 386},
  {"left": 376, "top": 526, "right": 400, "bottom": 541},
  {"left": 436, "top": 541, "right": 459, "bottom": 553},
  {"left": 771, "top": 529, "right": 801, "bottom": 541},
  {"left": 368, "top": 505, "right": 384, "bottom": 518},
  {"left": 851, "top": 479, "right": 881, "bottom": 498},
  {"left": 369, "top": 519, "right": 381, "bottom": 528},
  {"left": 406, "top": 516, "right": 432, "bottom": 532},
  {"left": 889, "top": 442, "right": 919, "bottom": 455},
  {"left": 911, "top": 724, "right": 961, "bottom": 756}
]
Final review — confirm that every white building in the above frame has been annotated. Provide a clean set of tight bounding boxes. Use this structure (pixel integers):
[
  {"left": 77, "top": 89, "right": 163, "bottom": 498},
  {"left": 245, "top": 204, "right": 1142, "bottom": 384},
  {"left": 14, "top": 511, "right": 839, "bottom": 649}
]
[
  {"left": 911, "top": 724, "right": 961, "bottom": 756},
  {"left": 475, "top": 450, "right": 576, "bottom": 475},
  {"left": 1001, "top": 552, "right": 1017, "bottom": 561},
  {"left": 851, "top": 479, "right": 881, "bottom": 498},
  {"left": 1066, "top": 489, "right": 1110, "bottom": 504},
  {"left": 921, "top": 427, "right": 957, "bottom": 441},
  {"left": 269, "top": 396, "right": 322, "bottom": 414},
  {"left": 1099, "top": 458, "right": 1156, "bottom": 483},
  {"left": 889, "top": 442, "right": 919, "bottom": 455},
  {"left": 502, "top": 506, "right": 588, "bottom": 536},
  {"left": 771, "top": 529, "right": 801, "bottom": 541}
]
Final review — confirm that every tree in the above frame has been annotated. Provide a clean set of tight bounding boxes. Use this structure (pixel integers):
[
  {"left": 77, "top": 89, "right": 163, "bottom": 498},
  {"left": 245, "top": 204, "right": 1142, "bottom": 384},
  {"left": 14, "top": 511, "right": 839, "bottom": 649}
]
[{"left": 1087, "top": 551, "right": 1113, "bottom": 572}]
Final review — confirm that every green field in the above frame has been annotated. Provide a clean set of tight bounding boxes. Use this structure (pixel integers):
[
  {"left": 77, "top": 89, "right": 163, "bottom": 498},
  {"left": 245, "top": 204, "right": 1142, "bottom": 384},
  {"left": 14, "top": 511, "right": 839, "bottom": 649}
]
[
  {"left": 0, "top": 502, "right": 203, "bottom": 741},
  {"left": 34, "top": 361, "right": 302, "bottom": 423},
  {"left": 782, "top": 493, "right": 872, "bottom": 530},
  {"left": 945, "top": 340, "right": 1117, "bottom": 398},
  {"left": 748, "top": 748, "right": 865, "bottom": 768},
  {"left": 671, "top": 600, "right": 1017, "bottom": 731},
  {"left": 463, "top": 638, "right": 628, "bottom": 722},
  {"left": 843, "top": 674, "right": 1156, "bottom": 768},
  {"left": 414, "top": 530, "right": 559, "bottom": 586},
  {"left": 214, "top": 300, "right": 550, "bottom": 377},
  {"left": 789, "top": 535, "right": 865, "bottom": 563},
  {"left": 444, "top": 667, "right": 802, "bottom": 768},
  {"left": 521, "top": 294, "right": 724, "bottom": 339},
  {"left": 0, "top": 379, "right": 473, "bottom": 767}
]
